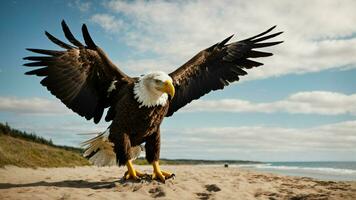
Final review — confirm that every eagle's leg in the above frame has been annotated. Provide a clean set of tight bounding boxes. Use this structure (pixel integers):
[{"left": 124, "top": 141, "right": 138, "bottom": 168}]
[
  {"left": 146, "top": 130, "right": 175, "bottom": 183},
  {"left": 151, "top": 161, "right": 175, "bottom": 182},
  {"left": 123, "top": 160, "right": 146, "bottom": 180},
  {"left": 109, "top": 132, "right": 145, "bottom": 180}
]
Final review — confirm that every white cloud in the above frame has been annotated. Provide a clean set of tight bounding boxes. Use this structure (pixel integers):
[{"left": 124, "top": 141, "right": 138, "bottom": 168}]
[
  {"left": 68, "top": 0, "right": 91, "bottom": 12},
  {"left": 182, "top": 91, "right": 356, "bottom": 115},
  {"left": 0, "top": 96, "right": 70, "bottom": 115},
  {"left": 5, "top": 119, "right": 110, "bottom": 147},
  {"left": 91, "top": 0, "right": 356, "bottom": 77},
  {"left": 161, "top": 120, "right": 356, "bottom": 161},
  {"left": 21, "top": 120, "right": 108, "bottom": 135},
  {"left": 90, "top": 14, "right": 125, "bottom": 33},
  {"left": 116, "top": 58, "right": 176, "bottom": 74}
]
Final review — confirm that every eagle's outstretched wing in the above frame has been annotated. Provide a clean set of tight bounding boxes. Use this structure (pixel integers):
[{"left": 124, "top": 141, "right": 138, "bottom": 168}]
[
  {"left": 167, "top": 26, "right": 283, "bottom": 117},
  {"left": 24, "top": 20, "right": 133, "bottom": 123}
]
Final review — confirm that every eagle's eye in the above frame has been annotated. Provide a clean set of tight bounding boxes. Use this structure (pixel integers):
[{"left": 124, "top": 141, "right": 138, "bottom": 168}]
[{"left": 154, "top": 79, "right": 162, "bottom": 84}]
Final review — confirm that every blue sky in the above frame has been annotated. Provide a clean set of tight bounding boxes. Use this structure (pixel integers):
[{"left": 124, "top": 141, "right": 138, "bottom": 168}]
[{"left": 1, "top": 0, "right": 356, "bottom": 161}]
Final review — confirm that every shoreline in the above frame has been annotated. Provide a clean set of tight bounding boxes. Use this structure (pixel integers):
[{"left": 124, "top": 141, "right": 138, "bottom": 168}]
[
  {"left": 235, "top": 162, "right": 356, "bottom": 182},
  {"left": 1, "top": 165, "right": 356, "bottom": 199}
]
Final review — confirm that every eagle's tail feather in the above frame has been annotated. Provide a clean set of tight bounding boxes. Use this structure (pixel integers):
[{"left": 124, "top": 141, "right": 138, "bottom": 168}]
[{"left": 81, "top": 129, "right": 117, "bottom": 166}]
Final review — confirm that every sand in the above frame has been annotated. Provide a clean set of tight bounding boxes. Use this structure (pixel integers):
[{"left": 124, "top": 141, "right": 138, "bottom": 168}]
[{"left": 0, "top": 165, "right": 355, "bottom": 200}]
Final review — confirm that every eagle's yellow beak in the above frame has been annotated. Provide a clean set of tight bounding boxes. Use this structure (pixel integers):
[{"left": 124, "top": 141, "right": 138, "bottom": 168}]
[{"left": 161, "top": 80, "right": 175, "bottom": 98}]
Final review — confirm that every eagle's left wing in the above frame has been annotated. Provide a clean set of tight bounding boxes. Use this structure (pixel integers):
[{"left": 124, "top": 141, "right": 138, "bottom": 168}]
[
  {"left": 24, "top": 20, "right": 134, "bottom": 123},
  {"left": 166, "top": 26, "right": 283, "bottom": 117}
]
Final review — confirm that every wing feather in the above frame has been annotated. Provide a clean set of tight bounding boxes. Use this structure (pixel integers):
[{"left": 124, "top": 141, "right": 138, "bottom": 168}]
[
  {"left": 45, "top": 31, "right": 74, "bottom": 49},
  {"left": 61, "top": 20, "right": 84, "bottom": 47},
  {"left": 82, "top": 24, "right": 97, "bottom": 48},
  {"left": 26, "top": 48, "right": 63, "bottom": 56}
]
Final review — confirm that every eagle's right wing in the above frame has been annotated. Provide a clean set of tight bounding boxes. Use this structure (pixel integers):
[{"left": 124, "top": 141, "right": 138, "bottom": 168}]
[
  {"left": 167, "top": 26, "right": 283, "bottom": 117},
  {"left": 24, "top": 20, "right": 134, "bottom": 123}
]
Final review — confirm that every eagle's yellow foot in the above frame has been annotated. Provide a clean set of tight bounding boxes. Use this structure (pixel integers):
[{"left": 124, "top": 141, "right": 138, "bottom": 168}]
[
  {"left": 123, "top": 160, "right": 146, "bottom": 180},
  {"left": 123, "top": 169, "right": 146, "bottom": 180},
  {"left": 151, "top": 161, "right": 175, "bottom": 183}
]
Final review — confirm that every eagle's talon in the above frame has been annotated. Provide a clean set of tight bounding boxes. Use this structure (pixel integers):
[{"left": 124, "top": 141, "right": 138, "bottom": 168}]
[
  {"left": 168, "top": 173, "right": 175, "bottom": 180},
  {"left": 151, "top": 171, "right": 166, "bottom": 183},
  {"left": 123, "top": 169, "right": 146, "bottom": 180},
  {"left": 151, "top": 161, "right": 174, "bottom": 183}
]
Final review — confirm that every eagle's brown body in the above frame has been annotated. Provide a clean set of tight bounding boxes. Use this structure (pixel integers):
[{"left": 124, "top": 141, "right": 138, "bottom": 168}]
[
  {"left": 109, "top": 83, "right": 169, "bottom": 165},
  {"left": 24, "top": 20, "right": 282, "bottom": 181}
]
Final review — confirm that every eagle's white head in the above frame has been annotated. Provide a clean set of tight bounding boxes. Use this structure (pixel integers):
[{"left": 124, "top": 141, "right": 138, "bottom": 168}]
[{"left": 133, "top": 71, "right": 175, "bottom": 108}]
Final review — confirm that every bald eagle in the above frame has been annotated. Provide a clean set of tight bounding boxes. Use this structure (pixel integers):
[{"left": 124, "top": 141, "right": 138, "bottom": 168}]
[{"left": 24, "top": 20, "right": 282, "bottom": 182}]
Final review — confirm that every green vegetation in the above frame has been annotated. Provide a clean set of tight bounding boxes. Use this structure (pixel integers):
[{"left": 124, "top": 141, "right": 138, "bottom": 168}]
[
  {"left": 0, "top": 122, "right": 82, "bottom": 153},
  {"left": 0, "top": 122, "right": 90, "bottom": 168}
]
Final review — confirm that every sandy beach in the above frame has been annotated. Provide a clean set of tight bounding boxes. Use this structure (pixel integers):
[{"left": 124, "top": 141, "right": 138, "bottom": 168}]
[{"left": 0, "top": 165, "right": 355, "bottom": 200}]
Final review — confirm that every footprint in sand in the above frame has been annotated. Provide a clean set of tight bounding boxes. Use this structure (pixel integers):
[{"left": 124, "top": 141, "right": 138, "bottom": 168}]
[
  {"left": 149, "top": 186, "right": 166, "bottom": 198},
  {"left": 205, "top": 184, "right": 221, "bottom": 192},
  {"left": 196, "top": 192, "right": 211, "bottom": 200},
  {"left": 196, "top": 184, "right": 221, "bottom": 200}
]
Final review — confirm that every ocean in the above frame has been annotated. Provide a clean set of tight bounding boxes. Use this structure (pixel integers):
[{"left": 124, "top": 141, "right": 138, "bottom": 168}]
[{"left": 236, "top": 162, "right": 356, "bottom": 181}]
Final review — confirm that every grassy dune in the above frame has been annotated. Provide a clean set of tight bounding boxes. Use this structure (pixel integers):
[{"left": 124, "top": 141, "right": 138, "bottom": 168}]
[{"left": 0, "top": 123, "right": 89, "bottom": 168}]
